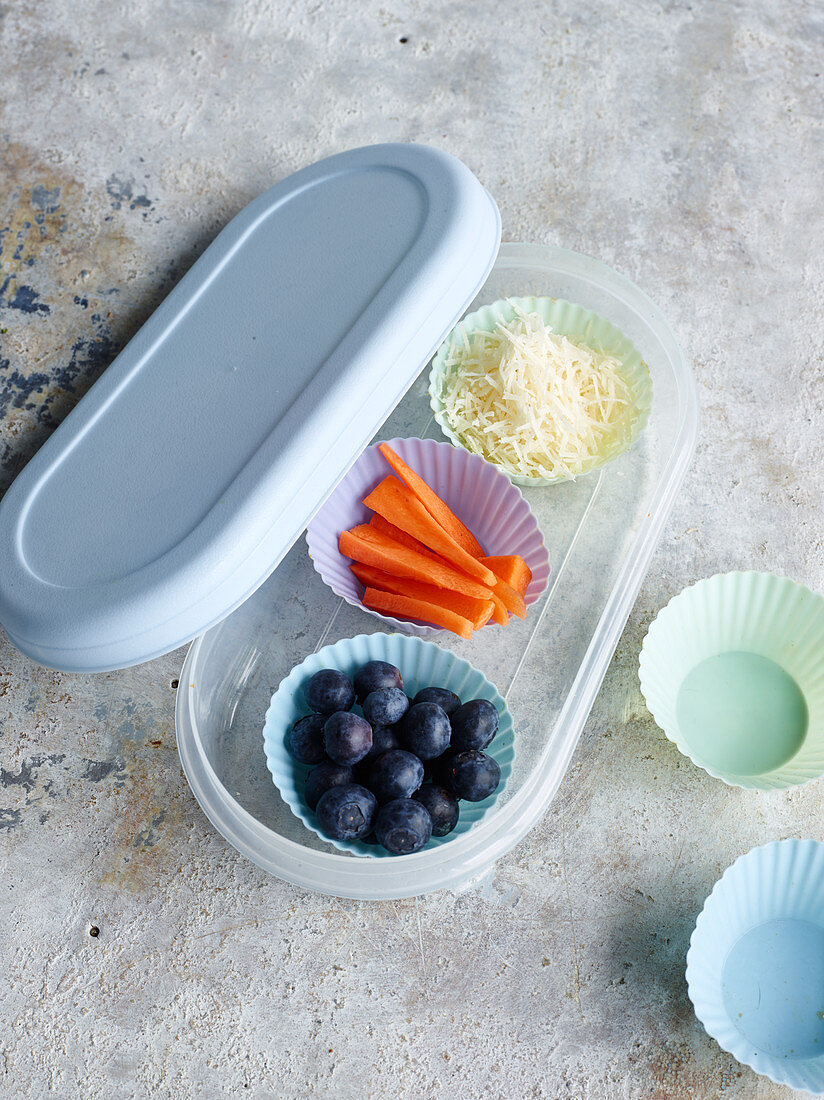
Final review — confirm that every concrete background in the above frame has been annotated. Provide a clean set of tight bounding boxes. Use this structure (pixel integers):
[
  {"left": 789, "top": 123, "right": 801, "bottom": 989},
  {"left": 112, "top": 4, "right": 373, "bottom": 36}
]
[{"left": 1, "top": 0, "right": 822, "bottom": 1095}]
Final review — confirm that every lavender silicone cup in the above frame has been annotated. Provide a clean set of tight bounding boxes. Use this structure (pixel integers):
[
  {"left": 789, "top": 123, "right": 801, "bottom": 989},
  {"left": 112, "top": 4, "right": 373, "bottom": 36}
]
[{"left": 306, "top": 437, "right": 551, "bottom": 636}]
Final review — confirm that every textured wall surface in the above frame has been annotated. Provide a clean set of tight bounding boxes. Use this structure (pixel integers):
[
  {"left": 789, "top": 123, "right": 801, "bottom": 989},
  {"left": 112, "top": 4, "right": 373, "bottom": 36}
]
[{"left": 1, "top": 1, "right": 823, "bottom": 1096}]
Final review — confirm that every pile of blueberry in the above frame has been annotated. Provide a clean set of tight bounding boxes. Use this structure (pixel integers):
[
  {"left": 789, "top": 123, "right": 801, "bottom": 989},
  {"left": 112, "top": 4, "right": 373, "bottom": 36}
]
[{"left": 286, "top": 659, "right": 502, "bottom": 855}]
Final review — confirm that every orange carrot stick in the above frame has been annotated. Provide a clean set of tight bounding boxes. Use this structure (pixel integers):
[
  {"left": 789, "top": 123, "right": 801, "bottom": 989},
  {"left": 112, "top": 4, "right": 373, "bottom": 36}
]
[
  {"left": 487, "top": 590, "right": 509, "bottom": 626},
  {"left": 363, "top": 588, "right": 473, "bottom": 639},
  {"left": 378, "top": 442, "right": 485, "bottom": 557},
  {"left": 350, "top": 563, "right": 495, "bottom": 631},
  {"left": 491, "top": 577, "right": 526, "bottom": 620},
  {"left": 363, "top": 476, "right": 497, "bottom": 586},
  {"left": 369, "top": 513, "right": 432, "bottom": 556},
  {"left": 339, "top": 527, "right": 492, "bottom": 600},
  {"left": 480, "top": 555, "right": 533, "bottom": 598}
]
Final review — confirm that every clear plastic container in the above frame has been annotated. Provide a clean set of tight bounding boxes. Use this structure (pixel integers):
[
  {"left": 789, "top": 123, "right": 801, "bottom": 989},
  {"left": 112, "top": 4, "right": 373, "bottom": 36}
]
[{"left": 175, "top": 243, "right": 699, "bottom": 899}]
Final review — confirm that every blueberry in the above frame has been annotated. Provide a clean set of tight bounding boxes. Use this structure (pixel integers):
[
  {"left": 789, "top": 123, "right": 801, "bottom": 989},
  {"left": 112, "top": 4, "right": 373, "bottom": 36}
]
[
  {"left": 412, "top": 785, "right": 459, "bottom": 837},
  {"left": 413, "top": 686, "right": 461, "bottom": 716},
  {"left": 442, "top": 750, "right": 500, "bottom": 802},
  {"left": 305, "top": 761, "right": 354, "bottom": 811},
  {"left": 363, "top": 724, "right": 401, "bottom": 762},
  {"left": 362, "top": 687, "right": 409, "bottom": 727},
  {"left": 368, "top": 749, "right": 424, "bottom": 803},
  {"left": 287, "top": 714, "right": 327, "bottom": 764},
  {"left": 375, "top": 798, "right": 433, "bottom": 855},
  {"left": 399, "top": 702, "right": 451, "bottom": 760},
  {"left": 323, "top": 711, "right": 372, "bottom": 765},
  {"left": 316, "top": 783, "right": 377, "bottom": 841},
  {"left": 450, "top": 699, "right": 499, "bottom": 752},
  {"left": 354, "top": 660, "right": 403, "bottom": 703},
  {"left": 304, "top": 669, "right": 355, "bottom": 715}
]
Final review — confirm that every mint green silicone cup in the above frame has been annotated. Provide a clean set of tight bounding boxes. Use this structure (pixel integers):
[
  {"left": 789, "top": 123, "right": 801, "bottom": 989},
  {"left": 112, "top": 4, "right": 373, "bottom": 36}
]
[
  {"left": 639, "top": 572, "right": 824, "bottom": 790},
  {"left": 429, "top": 295, "right": 652, "bottom": 487}
]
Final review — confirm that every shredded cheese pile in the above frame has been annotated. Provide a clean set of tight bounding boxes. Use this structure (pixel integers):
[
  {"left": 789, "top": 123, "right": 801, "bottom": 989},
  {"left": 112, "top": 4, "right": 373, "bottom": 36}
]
[{"left": 439, "top": 305, "right": 635, "bottom": 480}]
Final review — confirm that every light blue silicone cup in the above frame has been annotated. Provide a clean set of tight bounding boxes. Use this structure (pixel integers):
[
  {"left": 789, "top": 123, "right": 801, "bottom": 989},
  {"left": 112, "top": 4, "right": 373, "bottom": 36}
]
[
  {"left": 687, "top": 839, "right": 824, "bottom": 1094},
  {"left": 262, "top": 632, "right": 515, "bottom": 857}
]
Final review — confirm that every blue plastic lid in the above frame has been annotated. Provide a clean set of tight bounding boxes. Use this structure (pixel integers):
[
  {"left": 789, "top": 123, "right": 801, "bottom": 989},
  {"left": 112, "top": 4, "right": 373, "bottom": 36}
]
[{"left": 0, "top": 144, "right": 500, "bottom": 672}]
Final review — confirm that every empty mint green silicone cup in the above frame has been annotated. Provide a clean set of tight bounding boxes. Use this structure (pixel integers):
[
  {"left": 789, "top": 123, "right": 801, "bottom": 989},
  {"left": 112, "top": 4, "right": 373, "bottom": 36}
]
[{"left": 639, "top": 572, "right": 824, "bottom": 789}]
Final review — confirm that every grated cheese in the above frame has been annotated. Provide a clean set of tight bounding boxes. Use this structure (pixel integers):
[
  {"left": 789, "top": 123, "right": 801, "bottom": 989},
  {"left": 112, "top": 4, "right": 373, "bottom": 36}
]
[{"left": 438, "top": 304, "right": 636, "bottom": 481}]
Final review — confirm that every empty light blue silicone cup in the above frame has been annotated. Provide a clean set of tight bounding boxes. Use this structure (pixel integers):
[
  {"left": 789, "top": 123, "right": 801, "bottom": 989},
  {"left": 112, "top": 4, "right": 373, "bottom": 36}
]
[{"left": 687, "top": 839, "right": 824, "bottom": 1094}]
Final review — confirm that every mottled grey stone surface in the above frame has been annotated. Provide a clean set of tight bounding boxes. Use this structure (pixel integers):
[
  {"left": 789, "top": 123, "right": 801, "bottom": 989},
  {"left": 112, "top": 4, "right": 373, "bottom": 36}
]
[{"left": 1, "top": 1, "right": 822, "bottom": 1096}]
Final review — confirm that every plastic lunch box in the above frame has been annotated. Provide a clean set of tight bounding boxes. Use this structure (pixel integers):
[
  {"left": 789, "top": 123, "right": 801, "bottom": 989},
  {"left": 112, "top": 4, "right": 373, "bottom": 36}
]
[{"left": 0, "top": 144, "right": 699, "bottom": 898}]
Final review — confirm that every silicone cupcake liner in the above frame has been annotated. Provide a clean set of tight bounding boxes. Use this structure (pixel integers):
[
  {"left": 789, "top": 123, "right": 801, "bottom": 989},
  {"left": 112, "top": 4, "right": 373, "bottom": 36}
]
[
  {"left": 262, "top": 632, "right": 515, "bottom": 857},
  {"left": 306, "top": 436, "right": 550, "bottom": 637},
  {"left": 639, "top": 571, "right": 824, "bottom": 790},
  {"left": 429, "top": 295, "right": 652, "bottom": 487},
  {"left": 687, "top": 839, "right": 824, "bottom": 1094}
]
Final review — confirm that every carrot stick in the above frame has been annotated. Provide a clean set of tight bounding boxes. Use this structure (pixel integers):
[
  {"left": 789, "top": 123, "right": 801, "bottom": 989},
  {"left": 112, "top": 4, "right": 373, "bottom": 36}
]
[
  {"left": 487, "top": 590, "right": 509, "bottom": 626},
  {"left": 339, "top": 527, "right": 493, "bottom": 600},
  {"left": 363, "top": 587, "right": 473, "bottom": 640},
  {"left": 480, "top": 555, "right": 533, "bottom": 598},
  {"left": 492, "top": 577, "right": 526, "bottom": 620},
  {"left": 363, "top": 476, "right": 497, "bottom": 586},
  {"left": 350, "top": 563, "right": 495, "bottom": 631},
  {"left": 378, "top": 442, "right": 485, "bottom": 557},
  {"left": 369, "top": 513, "right": 432, "bottom": 556}
]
